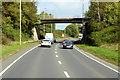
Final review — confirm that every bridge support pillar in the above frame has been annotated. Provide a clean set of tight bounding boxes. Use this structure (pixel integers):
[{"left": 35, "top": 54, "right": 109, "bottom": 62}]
[
  {"left": 82, "top": 22, "right": 88, "bottom": 44},
  {"left": 32, "top": 27, "right": 39, "bottom": 41}
]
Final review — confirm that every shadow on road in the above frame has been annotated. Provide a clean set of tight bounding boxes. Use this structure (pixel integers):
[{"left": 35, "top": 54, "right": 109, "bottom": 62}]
[
  {"left": 59, "top": 47, "right": 73, "bottom": 49},
  {"left": 38, "top": 46, "right": 51, "bottom": 48}
]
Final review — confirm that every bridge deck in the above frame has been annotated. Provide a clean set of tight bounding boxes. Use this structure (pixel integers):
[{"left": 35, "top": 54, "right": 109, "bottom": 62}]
[{"left": 40, "top": 18, "right": 90, "bottom": 24}]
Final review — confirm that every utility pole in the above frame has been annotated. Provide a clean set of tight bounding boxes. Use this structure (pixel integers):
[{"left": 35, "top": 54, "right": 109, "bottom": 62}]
[
  {"left": 97, "top": 1, "right": 100, "bottom": 22},
  {"left": 20, "top": 0, "right": 21, "bottom": 45},
  {"left": 51, "top": 24, "right": 52, "bottom": 33},
  {"left": 50, "top": 14, "right": 52, "bottom": 33},
  {"left": 43, "top": 8, "right": 46, "bottom": 34}
]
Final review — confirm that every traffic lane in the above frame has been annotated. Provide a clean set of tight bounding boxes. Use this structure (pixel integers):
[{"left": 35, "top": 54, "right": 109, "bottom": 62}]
[
  {"left": 56, "top": 38, "right": 79, "bottom": 42},
  {"left": 3, "top": 44, "right": 65, "bottom": 78},
  {"left": 57, "top": 44, "right": 118, "bottom": 78}
]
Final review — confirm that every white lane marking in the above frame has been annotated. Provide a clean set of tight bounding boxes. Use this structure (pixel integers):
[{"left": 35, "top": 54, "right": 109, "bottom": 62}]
[
  {"left": 74, "top": 46, "right": 120, "bottom": 73},
  {"left": 55, "top": 51, "right": 58, "bottom": 53},
  {"left": 58, "top": 61, "right": 62, "bottom": 64},
  {"left": 64, "top": 71, "right": 70, "bottom": 78},
  {"left": 55, "top": 49, "right": 57, "bottom": 50},
  {"left": 56, "top": 55, "right": 58, "bottom": 58},
  {"left": 0, "top": 44, "right": 40, "bottom": 77}
]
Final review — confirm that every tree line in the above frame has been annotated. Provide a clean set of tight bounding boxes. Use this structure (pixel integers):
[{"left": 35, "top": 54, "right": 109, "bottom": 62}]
[
  {"left": 2, "top": 2, "right": 37, "bottom": 45},
  {"left": 85, "top": 2, "right": 119, "bottom": 46},
  {"left": 65, "top": 2, "right": 119, "bottom": 46},
  {"left": 2, "top": 2, "right": 55, "bottom": 45},
  {"left": 36, "top": 11, "right": 55, "bottom": 39}
]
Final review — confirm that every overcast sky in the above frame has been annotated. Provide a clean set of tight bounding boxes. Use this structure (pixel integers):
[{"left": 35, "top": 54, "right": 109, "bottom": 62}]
[{"left": 35, "top": 0, "right": 90, "bottom": 30}]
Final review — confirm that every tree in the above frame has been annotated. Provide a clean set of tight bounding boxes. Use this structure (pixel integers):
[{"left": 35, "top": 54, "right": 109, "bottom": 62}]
[
  {"left": 84, "top": 2, "right": 119, "bottom": 45},
  {"left": 2, "top": 2, "right": 37, "bottom": 43},
  {"left": 65, "top": 24, "right": 79, "bottom": 37},
  {"left": 38, "top": 11, "right": 55, "bottom": 38}
]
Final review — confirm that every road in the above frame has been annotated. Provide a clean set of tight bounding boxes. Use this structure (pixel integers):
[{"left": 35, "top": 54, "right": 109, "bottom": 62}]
[{"left": 2, "top": 41, "right": 119, "bottom": 78}]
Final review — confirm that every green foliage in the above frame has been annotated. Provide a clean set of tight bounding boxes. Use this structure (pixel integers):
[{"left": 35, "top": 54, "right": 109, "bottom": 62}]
[
  {"left": 65, "top": 24, "right": 79, "bottom": 38},
  {"left": 84, "top": 2, "right": 119, "bottom": 45},
  {"left": 76, "top": 44, "right": 118, "bottom": 65},
  {"left": 2, "top": 41, "right": 39, "bottom": 57},
  {"left": 2, "top": 2, "right": 37, "bottom": 44},
  {"left": 54, "top": 30, "right": 64, "bottom": 38},
  {"left": 89, "top": 26, "right": 119, "bottom": 46},
  {"left": 38, "top": 11, "right": 55, "bottom": 38}
]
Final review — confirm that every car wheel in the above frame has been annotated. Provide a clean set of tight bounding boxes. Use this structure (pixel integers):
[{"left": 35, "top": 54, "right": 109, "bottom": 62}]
[{"left": 63, "top": 46, "right": 65, "bottom": 49}]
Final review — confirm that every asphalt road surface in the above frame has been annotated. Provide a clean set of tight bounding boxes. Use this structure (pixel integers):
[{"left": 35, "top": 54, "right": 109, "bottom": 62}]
[{"left": 2, "top": 42, "right": 118, "bottom": 78}]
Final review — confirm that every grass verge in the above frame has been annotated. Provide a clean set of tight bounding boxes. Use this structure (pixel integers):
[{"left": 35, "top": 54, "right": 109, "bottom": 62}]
[
  {"left": 75, "top": 44, "right": 119, "bottom": 66},
  {"left": 1, "top": 41, "right": 40, "bottom": 61}
]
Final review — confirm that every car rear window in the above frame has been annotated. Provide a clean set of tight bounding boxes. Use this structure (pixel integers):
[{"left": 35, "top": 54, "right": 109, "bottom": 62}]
[
  {"left": 65, "top": 41, "right": 72, "bottom": 43},
  {"left": 64, "top": 40, "right": 68, "bottom": 41},
  {"left": 43, "top": 40, "right": 50, "bottom": 42}
]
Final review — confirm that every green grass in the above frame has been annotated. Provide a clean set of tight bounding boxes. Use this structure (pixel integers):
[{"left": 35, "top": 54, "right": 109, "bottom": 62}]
[
  {"left": 1, "top": 41, "right": 39, "bottom": 57},
  {"left": 76, "top": 44, "right": 119, "bottom": 66}
]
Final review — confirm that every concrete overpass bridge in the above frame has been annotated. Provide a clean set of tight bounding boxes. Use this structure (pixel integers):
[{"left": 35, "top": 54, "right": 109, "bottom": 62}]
[
  {"left": 35, "top": 18, "right": 90, "bottom": 41},
  {"left": 40, "top": 18, "right": 90, "bottom": 24}
]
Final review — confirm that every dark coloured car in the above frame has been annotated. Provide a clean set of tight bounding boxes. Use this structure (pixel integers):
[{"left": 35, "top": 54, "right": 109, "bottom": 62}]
[
  {"left": 62, "top": 39, "right": 69, "bottom": 44},
  {"left": 63, "top": 41, "right": 73, "bottom": 49},
  {"left": 54, "top": 38, "right": 56, "bottom": 43}
]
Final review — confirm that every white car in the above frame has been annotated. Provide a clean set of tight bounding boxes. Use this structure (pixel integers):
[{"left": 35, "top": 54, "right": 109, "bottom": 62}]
[{"left": 41, "top": 39, "right": 51, "bottom": 47}]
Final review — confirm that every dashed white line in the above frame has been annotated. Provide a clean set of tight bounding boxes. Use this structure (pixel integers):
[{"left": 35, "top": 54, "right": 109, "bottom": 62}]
[
  {"left": 0, "top": 44, "right": 40, "bottom": 77},
  {"left": 55, "top": 49, "right": 57, "bottom": 50},
  {"left": 58, "top": 61, "right": 62, "bottom": 64},
  {"left": 56, "top": 55, "right": 58, "bottom": 58},
  {"left": 64, "top": 71, "right": 70, "bottom": 78},
  {"left": 55, "top": 51, "right": 58, "bottom": 53}
]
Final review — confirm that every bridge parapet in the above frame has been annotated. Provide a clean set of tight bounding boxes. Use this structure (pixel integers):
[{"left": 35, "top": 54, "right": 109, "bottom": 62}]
[{"left": 40, "top": 18, "right": 90, "bottom": 24}]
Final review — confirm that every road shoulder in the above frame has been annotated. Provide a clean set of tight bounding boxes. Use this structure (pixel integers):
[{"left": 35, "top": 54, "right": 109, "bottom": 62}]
[
  {"left": 2, "top": 43, "right": 40, "bottom": 70},
  {"left": 74, "top": 45, "right": 119, "bottom": 73}
]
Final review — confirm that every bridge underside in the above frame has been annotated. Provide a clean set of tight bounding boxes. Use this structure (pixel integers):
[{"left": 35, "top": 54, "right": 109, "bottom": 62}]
[{"left": 40, "top": 18, "right": 90, "bottom": 24}]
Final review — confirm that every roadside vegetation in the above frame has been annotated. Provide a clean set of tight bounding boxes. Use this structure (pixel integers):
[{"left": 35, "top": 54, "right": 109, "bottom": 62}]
[
  {"left": 84, "top": 2, "right": 119, "bottom": 46},
  {"left": 1, "top": 2, "right": 40, "bottom": 59},
  {"left": 1, "top": 41, "right": 40, "bottom": 61},
  {"left": 65, "top": 2, "right": 119, "bottom": 66},
  {"left": 65, "top": 24, "right": 79, "bottom": 38},
  {"left": 53, "top": 30, "right": 77, "bottom": 40},
  {"left": 76, "top": 44, "right": 119, "bottom": 66},
  {"left": 2, "top": 2, "right": 37, "bottom": 45},
  {"left": 78, "top": 2, "right": 119, "bottom": 66},
  {"left": 36, "top": 11, "right": 55, "bottom": 39},
  {"left": 1, "top": 1, "right": 56, "bottom": 59},
  {"left": 1, "top": 1, "right": 119, "bottom": 66}
]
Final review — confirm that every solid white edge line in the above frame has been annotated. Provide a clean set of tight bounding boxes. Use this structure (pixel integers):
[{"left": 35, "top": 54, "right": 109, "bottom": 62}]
[
  {"left": 58, "top": 61, "right": 62, "bottom": 64},
  {"left": 0, "top": 44, "right": 40, "bottom": 77},
  {"left": 74, "top": 46, "right": 120, "bottom": 74},
  {"left": 64, "top": 71, "right": 70, "bottom": 78},
  {"left": 56, "top": 55, "right": 58, "bottom": 58}
]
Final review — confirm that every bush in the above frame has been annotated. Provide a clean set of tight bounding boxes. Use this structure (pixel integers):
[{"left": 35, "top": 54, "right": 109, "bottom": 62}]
[
  {"left": 2, "top": 28, "right": 32, "bottom": 45},
  {"left": 89, "top": 26, "right": 119, "bottom": 46},
  {"left": 2, "top": 33, "right": 11, "bottom": 45}
]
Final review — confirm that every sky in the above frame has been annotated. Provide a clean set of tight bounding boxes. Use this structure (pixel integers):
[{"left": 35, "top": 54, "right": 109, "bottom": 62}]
[{"left": 35, "top": 0, "right": 90, "bottom": 30}]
